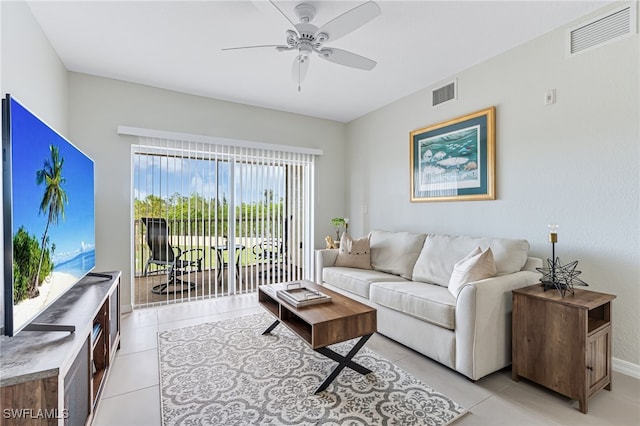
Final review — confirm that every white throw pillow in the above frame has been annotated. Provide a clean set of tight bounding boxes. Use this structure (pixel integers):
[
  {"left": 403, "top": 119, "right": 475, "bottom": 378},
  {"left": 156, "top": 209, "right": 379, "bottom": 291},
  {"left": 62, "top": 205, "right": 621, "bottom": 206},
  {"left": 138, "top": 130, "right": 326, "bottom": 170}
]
[
  {"left": 334, "top": 234, "right": 372, "bottom": 270},
  {"left": 448, "top": 247, "right": 497, "bottom": 297}
]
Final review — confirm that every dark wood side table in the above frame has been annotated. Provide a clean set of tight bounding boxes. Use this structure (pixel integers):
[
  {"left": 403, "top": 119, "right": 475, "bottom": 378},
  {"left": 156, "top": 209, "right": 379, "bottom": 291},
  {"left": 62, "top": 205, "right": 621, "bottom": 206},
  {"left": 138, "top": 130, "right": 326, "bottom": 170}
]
[{"left": 512, "top": 284, "right": 615, "bottom": 413}]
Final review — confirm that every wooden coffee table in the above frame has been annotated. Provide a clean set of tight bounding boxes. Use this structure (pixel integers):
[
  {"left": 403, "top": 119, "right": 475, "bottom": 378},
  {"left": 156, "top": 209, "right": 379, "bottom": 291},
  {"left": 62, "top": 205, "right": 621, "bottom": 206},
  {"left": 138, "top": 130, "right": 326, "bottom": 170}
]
[{"left": 258, "top": 281, "right": 377, "bottom": 393}]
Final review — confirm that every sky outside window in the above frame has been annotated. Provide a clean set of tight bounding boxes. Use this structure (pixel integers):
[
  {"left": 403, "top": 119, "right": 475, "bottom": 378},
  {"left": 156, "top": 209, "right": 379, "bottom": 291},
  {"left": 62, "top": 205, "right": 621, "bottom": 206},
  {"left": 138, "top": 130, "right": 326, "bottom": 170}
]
[{"left": 133, "top": 153, "right": 285, "bottom": 206}]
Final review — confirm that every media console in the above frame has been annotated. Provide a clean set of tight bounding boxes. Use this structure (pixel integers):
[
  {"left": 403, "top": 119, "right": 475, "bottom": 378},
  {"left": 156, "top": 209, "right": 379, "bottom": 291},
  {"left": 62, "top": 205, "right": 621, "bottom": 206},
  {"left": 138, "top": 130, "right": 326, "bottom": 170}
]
[{"left": 0, "top": 271, "right": 121, "bottom": 425}]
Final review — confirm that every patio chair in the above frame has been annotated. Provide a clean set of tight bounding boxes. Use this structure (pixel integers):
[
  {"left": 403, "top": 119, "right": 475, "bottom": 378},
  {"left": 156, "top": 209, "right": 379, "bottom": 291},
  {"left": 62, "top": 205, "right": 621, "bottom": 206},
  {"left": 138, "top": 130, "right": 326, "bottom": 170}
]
[
  {"left": 141, "top": 217, "right": 203, "bottom": 294},
  {"left": 252, "top": 217, "right": 289, "bottom": 281},
  {"left": 252, "top": 239, "right": 285, "bottom": 277}
]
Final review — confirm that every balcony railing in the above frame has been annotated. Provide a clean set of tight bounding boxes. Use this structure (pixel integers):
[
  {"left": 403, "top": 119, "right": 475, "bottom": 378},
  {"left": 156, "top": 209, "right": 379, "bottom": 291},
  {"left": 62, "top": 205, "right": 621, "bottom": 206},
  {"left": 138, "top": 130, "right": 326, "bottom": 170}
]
[{"left": 133, "top": 218, "right": 301, "bottom": 307}]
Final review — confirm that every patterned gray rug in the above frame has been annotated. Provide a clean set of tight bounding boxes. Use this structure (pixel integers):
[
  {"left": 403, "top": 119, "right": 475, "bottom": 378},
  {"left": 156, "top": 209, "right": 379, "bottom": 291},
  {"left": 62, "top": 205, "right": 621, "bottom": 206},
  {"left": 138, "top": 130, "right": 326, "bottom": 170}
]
[{"left": 158, "top": 313, "right": 466, "bottom": 425}]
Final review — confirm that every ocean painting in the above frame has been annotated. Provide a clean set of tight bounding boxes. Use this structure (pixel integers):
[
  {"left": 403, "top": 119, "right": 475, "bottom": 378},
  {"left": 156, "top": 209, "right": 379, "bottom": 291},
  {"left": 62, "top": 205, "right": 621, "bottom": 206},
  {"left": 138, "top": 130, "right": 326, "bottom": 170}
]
[{"left": 417, "top": 125, "right": 481, "bottom": 192}]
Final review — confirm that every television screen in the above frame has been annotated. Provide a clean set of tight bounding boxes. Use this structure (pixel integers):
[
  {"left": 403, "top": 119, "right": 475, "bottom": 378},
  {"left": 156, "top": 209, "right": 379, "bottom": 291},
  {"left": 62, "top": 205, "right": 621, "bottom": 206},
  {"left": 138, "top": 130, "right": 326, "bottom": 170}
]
[{"left": 2, "top": 94, "right": 95, "bottom": 336}]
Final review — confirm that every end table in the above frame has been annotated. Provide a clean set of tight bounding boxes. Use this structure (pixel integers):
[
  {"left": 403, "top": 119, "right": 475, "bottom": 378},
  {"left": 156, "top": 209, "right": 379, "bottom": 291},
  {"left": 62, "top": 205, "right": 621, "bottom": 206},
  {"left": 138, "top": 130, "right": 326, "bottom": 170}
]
[{"left": 511, "top": 284, "right": 615, "bottom": 414}]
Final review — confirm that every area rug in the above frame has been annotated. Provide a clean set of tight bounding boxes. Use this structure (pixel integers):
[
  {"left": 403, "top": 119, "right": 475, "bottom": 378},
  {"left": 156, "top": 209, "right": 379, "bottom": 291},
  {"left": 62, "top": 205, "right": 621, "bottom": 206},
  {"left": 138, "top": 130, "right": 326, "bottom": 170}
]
[{"left": 158, "top": 313, "right": 466, "bottom": 425}]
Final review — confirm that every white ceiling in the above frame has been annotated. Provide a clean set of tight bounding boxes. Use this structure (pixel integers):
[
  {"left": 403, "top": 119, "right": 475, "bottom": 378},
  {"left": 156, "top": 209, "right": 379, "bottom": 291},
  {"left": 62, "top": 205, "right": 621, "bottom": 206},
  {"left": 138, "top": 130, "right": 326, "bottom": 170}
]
[{"left": 27, "top": 1, "right": 611, "bottom": 123}]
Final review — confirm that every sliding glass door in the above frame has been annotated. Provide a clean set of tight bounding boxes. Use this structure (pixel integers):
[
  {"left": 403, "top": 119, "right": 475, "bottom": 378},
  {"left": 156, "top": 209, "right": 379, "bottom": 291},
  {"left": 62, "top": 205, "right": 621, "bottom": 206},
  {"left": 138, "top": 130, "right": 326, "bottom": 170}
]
[{"left": 131, "top": 138, "right": 314, "bottom": 308}]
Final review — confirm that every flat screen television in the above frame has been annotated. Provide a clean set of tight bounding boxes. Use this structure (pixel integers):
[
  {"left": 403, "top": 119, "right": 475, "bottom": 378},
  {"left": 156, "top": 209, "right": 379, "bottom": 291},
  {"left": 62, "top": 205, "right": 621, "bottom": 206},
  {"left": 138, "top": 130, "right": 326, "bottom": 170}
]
[{"left": 2, "top": 94, "right": 96, "bottom": 336}]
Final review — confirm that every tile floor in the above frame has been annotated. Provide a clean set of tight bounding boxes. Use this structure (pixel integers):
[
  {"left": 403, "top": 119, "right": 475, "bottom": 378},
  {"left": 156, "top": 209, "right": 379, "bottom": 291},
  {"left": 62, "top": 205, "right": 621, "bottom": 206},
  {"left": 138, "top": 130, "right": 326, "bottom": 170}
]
[{"left": 94, "top": 293, "right": 640, "bottom": 425}]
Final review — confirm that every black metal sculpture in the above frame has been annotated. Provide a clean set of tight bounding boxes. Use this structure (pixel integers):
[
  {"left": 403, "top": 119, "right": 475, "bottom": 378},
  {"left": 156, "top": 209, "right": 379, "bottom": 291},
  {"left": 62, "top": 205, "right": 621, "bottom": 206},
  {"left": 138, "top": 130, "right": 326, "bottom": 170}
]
[{"left": 536, "top": 225, "right": 588, "bottom": 297}]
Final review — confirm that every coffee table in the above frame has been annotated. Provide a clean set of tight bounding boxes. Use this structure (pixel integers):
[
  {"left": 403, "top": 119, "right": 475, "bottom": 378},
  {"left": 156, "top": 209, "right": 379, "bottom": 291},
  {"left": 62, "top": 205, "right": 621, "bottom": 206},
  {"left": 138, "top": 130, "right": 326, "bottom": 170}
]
[{"left": 258, "top": 281, "right": 377, "bottom": 394}]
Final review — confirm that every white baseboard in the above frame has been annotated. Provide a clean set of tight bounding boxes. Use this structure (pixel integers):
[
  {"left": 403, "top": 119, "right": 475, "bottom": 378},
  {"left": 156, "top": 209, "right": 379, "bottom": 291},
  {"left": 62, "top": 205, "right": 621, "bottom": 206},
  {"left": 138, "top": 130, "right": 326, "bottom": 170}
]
[
  {"left": 613, "top": 357, "right": 640, "bottom": 379},
  {"left": 121, "top": 303, "right": 133, "bottom": 314}
]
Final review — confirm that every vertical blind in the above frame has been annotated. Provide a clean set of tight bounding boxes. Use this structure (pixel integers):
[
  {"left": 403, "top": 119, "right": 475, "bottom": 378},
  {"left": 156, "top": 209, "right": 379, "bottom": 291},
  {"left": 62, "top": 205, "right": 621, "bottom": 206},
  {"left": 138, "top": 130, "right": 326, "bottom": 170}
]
[{"left": 130, "top": 134, "right": 316, "bottom": 308}]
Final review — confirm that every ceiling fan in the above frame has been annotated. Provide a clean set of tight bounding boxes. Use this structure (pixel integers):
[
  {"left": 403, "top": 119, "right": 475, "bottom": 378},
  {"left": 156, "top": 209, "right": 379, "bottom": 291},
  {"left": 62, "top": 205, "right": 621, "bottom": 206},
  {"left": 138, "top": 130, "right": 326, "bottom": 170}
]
[{"left": 223, "top": 1, "right": 382, "bottom": 91}]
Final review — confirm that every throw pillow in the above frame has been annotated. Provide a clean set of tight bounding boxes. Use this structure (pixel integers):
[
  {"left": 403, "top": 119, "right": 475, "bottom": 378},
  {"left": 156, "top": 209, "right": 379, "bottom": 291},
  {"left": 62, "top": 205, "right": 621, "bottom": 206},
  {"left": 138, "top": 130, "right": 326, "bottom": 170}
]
[
  {"left": 334, "top": 233, "right": 373, "bottom": 270},
  {"left": 369, "top": 230, "right": 427, "bottom": 279},
  {"left": 448, "top": 247, "right": 496, "bottom": 297}
]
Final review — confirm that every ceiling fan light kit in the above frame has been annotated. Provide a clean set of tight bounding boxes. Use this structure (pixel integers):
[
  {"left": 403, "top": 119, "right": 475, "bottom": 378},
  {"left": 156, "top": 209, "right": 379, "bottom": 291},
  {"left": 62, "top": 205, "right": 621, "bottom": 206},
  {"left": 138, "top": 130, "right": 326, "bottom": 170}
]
[{"left": 223, "top": 1, "right": 382, "bottom": 91}]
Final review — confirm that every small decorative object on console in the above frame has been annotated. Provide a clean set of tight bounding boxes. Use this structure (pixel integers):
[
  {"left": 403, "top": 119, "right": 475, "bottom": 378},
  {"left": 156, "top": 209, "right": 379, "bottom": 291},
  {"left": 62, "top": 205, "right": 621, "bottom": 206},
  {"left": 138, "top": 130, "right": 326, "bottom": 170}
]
[
  {"left": 325, "top": 235, "right": 337, "bottom": 249},
  {"left": 276, "top": 282, "right": 332, "bottom": 308},
  {"left": 536, "top": 224, "right": 588, "bottom": 297},
  {"left": 330, "top": 217, "right": 348, "bottom": 241}
]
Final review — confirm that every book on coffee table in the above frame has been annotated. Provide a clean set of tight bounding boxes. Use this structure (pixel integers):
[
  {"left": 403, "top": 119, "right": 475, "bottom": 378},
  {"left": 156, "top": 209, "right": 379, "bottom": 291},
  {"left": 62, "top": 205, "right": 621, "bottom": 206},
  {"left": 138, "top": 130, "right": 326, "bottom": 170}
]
[{"left": 276, "top": 282, "right": 332, "bottom": 308}]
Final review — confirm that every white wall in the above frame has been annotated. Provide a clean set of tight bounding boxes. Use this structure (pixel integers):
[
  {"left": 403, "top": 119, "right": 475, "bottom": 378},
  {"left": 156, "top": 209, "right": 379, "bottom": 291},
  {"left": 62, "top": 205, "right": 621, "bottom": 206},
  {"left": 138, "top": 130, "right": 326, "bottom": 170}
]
[
  {"left": 0, "top": 0, "right": 69, "bottom": 332},
  {"left": 67, "top": 73, "right": 347, "bottom": 312},
  {"left": 0, "top": 1, "right": 68, "bottom": 132},
  {"left": 346, "top": 4, "right": 639, "bottom": 367}
]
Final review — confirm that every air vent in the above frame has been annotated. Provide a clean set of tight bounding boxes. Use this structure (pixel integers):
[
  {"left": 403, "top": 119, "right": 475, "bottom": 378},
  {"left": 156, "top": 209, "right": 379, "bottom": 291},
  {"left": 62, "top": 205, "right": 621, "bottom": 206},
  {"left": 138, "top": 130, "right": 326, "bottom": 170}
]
[
  {"left": 432, "top": 80, "right": 456, "bottom": 106},
  {"left": 568, "top": 4, "right": 636, "bottom": 55}
]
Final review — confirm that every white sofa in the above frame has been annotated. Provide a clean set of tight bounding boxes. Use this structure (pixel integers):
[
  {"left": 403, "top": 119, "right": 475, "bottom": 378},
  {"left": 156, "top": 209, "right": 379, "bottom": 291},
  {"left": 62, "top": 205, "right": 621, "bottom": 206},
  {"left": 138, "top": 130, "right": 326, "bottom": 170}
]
[{"left": 315, "top": 230, "right": 542, "bottom": 381}]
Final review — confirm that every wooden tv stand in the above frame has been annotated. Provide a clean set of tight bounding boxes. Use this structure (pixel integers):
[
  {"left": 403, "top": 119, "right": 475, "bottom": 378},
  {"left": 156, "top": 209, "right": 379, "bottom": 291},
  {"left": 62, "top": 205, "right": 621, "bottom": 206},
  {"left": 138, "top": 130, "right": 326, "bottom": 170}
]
[{"left": 0, "top": 271, "right": 121, "bottom": 425}]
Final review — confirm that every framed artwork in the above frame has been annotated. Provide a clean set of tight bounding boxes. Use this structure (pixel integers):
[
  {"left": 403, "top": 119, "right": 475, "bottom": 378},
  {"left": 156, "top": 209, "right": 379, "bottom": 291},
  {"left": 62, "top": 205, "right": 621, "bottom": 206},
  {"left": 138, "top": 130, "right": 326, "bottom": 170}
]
[{"left": 410, "top": 106, "right": 495, "bottom": 202}]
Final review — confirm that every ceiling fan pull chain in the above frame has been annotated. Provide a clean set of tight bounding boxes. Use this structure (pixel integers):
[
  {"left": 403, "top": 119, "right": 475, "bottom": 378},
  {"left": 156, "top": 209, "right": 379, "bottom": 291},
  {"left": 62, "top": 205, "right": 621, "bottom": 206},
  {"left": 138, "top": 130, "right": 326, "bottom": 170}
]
[{"left": 298, "top": 59, "right": 302, "bottom": 92}]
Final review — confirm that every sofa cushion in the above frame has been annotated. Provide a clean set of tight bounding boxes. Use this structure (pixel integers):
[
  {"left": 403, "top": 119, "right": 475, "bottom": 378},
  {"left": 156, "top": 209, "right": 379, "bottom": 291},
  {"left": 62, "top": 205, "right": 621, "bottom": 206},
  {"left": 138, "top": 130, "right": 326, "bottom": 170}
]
[
  {"left": 412, "top": 234, "right": 530, "bottom": 286},
  {"left": 370, "top": 281, "right": 456, "bottom": 330},
  {"left": 322, "top": 267, "right": 408, "bottom": 299},
  {"left": 334, "top": 234, "right": 372, "bottom": 270},
  {"left": 448, "top": 247, "right": 496, "bottom": 297},
  {"left": 369, "top": 230, "right": 427, "bottom": 279}
]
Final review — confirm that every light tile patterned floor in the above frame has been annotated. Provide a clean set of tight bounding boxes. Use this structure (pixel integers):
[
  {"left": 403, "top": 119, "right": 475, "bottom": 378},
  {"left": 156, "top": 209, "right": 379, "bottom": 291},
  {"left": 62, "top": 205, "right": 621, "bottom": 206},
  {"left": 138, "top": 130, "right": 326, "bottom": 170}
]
[{"left": 94, "top": 293, "right": 640, "bottom": 425}]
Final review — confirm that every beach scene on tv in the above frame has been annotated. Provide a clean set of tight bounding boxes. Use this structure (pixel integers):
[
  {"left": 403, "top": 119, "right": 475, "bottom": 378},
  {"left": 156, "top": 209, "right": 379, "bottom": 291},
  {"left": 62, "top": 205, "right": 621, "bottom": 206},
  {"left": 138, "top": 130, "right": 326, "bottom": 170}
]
[{"left": 11, "top": 99, "right": 95, "bottom": 331}]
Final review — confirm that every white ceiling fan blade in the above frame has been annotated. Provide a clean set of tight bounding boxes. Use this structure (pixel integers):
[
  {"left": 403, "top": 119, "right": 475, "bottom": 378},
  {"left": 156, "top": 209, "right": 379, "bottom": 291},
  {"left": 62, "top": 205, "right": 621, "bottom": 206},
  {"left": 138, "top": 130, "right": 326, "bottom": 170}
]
[
  {"left": 317, "top": 48, "right": 376, "bottom": 71},
  {"left": 314, "top": 1, "right": 381, "bottom": 43},
  {"left": 222, "top": 45, "right": 290, "bottom": 51},
  {"left": 269, "top": 0, "right": 299, "bottom": 35},
  {"left": 291, "top": 56, "right": 310, "bottom": 84}
]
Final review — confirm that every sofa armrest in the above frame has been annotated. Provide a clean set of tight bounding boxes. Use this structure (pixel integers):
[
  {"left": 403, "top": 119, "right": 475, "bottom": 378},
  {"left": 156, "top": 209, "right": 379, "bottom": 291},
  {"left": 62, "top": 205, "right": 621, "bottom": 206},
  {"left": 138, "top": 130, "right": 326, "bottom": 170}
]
[
  {"left": 315, "top": 249, "right": 339, "bottom": 284},
  {"left": 522, "top": 256, "right": 543, "bottom": 272},
  {"left": 455, "top": 270, "right": 541, "bottom": 380}
]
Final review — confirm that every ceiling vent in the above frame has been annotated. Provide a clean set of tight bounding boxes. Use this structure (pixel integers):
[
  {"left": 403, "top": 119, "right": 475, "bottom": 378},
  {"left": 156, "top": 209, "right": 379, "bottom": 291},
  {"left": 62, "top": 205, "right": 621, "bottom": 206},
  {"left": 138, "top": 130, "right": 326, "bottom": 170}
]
[
  {"left": 568, "top": 3, "right": 636, "bottom": 55},
  {"left": 432, "top": 80, "right": 456, "bottom": 106}
]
